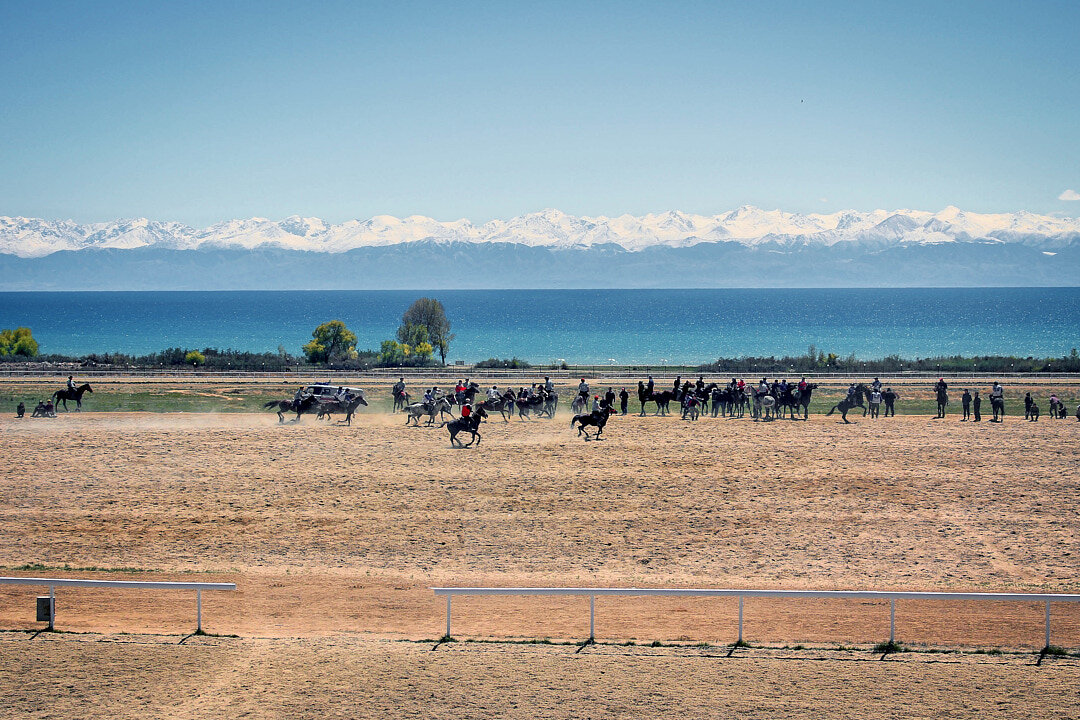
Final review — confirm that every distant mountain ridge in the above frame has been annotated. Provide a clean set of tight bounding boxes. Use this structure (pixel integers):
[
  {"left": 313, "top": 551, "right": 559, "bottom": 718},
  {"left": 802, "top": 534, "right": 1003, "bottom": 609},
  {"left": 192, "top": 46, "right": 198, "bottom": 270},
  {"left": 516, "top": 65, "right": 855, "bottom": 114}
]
[{"left": 3, "top": 206, "right": 1079, "bottom": 258}]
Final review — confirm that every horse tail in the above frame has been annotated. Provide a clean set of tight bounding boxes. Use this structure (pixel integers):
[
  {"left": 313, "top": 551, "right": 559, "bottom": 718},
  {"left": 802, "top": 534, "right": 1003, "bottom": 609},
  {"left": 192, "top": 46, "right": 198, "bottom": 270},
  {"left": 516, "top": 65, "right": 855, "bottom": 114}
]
[
  {"left": 825, "top": 405, "right": 836, "bottom": 416},
  {"left": 264, "top": 400, "right": 280, "bottom": 408},
  {"left": 569, "top": 416, "right": 577, "bottom": 428}
]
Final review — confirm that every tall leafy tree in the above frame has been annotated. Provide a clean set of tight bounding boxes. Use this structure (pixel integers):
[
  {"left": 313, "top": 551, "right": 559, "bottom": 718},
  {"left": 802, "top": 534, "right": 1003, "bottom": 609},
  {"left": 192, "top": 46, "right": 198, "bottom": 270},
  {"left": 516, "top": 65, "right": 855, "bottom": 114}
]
[
  {"left": 0, "top": 327, "right": 38, "bottom": 357},
  {"left": 303, "top": 320, "right": 357, "bottom": 363},
  {"left": 398, "top": 298, "right": 453, "bottom": 364}
]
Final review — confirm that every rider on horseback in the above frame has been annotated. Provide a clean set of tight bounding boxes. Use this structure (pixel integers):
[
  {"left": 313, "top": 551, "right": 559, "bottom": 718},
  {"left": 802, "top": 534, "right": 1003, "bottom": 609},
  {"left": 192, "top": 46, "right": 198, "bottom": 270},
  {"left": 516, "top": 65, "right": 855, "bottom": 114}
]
[
  {"left": 67, "top": 375, "right": 77, "bottom": 392},
  {"left": 577, "top": 378, "right": 590, "bottom": 405},
  {"left": 487, "top": 384, "right": 501, "bottom": 401}
]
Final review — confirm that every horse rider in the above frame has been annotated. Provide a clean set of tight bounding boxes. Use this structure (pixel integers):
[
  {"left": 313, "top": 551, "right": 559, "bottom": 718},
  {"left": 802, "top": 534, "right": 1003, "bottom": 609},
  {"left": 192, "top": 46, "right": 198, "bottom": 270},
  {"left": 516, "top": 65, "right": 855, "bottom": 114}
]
[
  {"left": 847, "top": 383, "right": 857, "bottom": 400},
  {"left": 335, "top": 386, "right": 349, "bottom": 404},
  {"left": 647, "top": 375, "right": 654, "bottom": 394},
  {"left": 66, "top": 375, "right": 77, "bottom": 393},
  {"left": 779, "top": 378, "right": 789, "bottom": 395},
  {"left": 460, "top": 403, "right": 472, "bottom": 420},
  {"left": 423, "top": 387, "right": 435, "bottom": 408},
  {"left": 544, "top": 376, "right": 554, "bottom": 394},
  {"left": 392, "top": 376, "right": 406, "bottom": 400},
  {"left": 935, "top": 377, "right": 948, "bottom": 394},
  {"left": 871, "top": 377, "right": 882, "bottom": 393},
  {"left": 487, "top": 384, "right": 501, "bottom": 402},
  {"left": 293, "top": 386, "right": 307, "bottom": 407},
  {"left": 592, "top": 395, "right": 601, "bottom": 412},
  {"left": 577, "top": 378, "right": 590, "bottom": 404},
  {"left": 798, "top": 377, "right": 808, "bottom": 393},
  {"left": 695, "top": 376, "right": 705, "bottom": 394}
]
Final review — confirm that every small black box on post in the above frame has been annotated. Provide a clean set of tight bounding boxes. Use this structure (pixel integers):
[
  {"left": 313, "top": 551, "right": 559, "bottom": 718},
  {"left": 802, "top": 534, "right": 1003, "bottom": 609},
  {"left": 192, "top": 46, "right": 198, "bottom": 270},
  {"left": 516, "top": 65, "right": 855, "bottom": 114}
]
[{"left": 36, "top": 596, "right": 51, "bottom": 622}]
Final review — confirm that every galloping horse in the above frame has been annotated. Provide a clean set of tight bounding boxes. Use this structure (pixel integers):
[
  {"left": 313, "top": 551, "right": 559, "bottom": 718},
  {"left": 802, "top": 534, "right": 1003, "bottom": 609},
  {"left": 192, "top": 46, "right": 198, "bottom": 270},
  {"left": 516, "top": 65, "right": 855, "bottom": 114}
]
[
  {"left": 935, "top": 387, "right": 949, "bottom": 418},
  {"left": 315, "top": 392, "right": 369, "bottom": 425},
  {"left": 52, "top": 383, "right": 93, "bottom": 411},
  {"left": 570, "top": 406, "right": 614, "bottom": 440},
  {"left": 825, "top": 384, "right": 870, "bottom": 424},
  {"left": 264, "top": 395, "right": 321, "bottom": 423},
  {"left": 404, "top": 397, "right": 454, "bottom": 426},
  {"left": 442, "top": 405, "right": 488, "bottom": 447}
]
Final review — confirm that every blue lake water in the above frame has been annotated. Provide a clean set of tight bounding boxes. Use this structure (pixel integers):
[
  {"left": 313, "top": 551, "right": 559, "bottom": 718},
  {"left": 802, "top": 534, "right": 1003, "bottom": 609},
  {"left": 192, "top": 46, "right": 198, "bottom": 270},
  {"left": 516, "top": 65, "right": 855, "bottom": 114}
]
[{"left": 1, "top": 288, "right": 1078, "bottom": 364}]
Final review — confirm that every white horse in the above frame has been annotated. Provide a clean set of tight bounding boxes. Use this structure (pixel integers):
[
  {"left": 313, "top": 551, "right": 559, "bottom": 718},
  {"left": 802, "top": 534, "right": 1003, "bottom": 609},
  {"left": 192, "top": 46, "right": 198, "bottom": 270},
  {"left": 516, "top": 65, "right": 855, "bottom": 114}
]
[
  {"left": 753, "top": 392, "right": 777, "bottom": 421},
  {"left": 404, "top": 397, "right": 454, "bottom": 426}
]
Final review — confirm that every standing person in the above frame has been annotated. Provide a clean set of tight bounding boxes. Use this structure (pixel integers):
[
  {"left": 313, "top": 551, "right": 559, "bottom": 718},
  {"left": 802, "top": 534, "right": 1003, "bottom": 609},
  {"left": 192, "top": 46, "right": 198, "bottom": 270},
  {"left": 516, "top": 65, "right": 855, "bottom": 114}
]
[
  {"left": 882, "top": 387, "right": 898, "bottom": 417},
  {"left": 605, "top": 387, "right": 616, "bottom": 411},
  {"left": 961, "top": 389, "right": 972, "bottom": 421},
  {"left": 990, "top": 381, "right": 1005, "bottom": 422},
  {"left": 973, "top": 391, "right": 982, "bottom": 422},
  {"left": 869, "top": 388, "right": 882, "bottom": 418},
  {"left": 1024, "top": 392, "right": 1033, "bottom": 420},
  {"left": 619, "top": 387, "right": 629, "bottom": 415}
]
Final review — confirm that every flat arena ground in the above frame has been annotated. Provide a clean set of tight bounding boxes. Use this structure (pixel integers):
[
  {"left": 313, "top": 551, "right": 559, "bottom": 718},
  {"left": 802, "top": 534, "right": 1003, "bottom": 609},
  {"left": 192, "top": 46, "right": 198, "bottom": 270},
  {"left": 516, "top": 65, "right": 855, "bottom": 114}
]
[{"left": 2, "top": 397, "right": 1079, "bottom": 717}]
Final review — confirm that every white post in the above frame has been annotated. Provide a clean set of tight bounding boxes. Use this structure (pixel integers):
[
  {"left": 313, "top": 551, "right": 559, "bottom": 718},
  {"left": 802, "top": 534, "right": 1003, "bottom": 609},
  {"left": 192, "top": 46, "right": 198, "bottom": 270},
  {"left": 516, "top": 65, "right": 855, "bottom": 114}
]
[
  {"left": 445, "top": 595, "right": 451, "bottom": 638},
  {"left": 890, "top": 598, "right": 895, "bottom": 643},
  {"left": 589, "top": 595, "right": 595, "bottom": 640},
  {"left": 197, "top": 589, "right": 202, "bottom": 633},
  {"left": 738, "top": 596, "right": 744, "bottom": 643},
  {"left": 1045, "top": 600, "right": 1051, "bottom": 649},
  {"left": 49, "top": 585, "right": 55, "bottom": 631}
]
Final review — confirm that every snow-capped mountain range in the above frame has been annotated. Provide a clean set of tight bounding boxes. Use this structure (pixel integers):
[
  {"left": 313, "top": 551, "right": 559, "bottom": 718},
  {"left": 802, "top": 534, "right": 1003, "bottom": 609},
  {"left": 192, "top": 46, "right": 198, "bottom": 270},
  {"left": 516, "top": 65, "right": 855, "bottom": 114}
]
[{"left": 3, "top": 207, "right": 1079, "bottom": 258}]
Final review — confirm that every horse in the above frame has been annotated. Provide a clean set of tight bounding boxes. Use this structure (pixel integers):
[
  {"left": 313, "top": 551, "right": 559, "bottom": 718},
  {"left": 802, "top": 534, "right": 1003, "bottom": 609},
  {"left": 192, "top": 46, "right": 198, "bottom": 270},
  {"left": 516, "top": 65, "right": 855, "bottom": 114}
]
[
  {"left": 825, "top": 384, "right": 870, "bottom": 424},
  {"left": 991, "top": 395, "right": 1005, "bottom": 422},
  {"left": 793, "top": 383, "right": 817, "bottom": 420},
  {"left": 570, "top": 394, "right": 588, "bottom": 414},
  {"left": 752, "top": 391, "right": 777, "bottom": 421},
  {"left": 477, "top": 395, "right": 513, "bottom": 422},
  {"left": 515, "top": 394, "right": 546, "bottom": 420},
  {"left": 315, "top": 392, "right": 369, "bottom": 425},
  {"left": 442, "top": 406, "right": 488, "bottom": 447},
  {"left": 264, "top": 394, "right": 321, "bottom": 423},
  {"left": 644, "top": 390, "right": 675, "bottom": 416},
  {"left": 570, "top": 406, "right": 614, "bottom": 440},
  {"left": 52, "top": 383, "right": 93, "bottom": 411},
  {"left": 935, "top": 387, "right": 949, "bottom": 419},
  {"left": 404, "top": 397, "right": 453, "bottom": 426},
  {"left": 392, "top": 389, "right": 410, "bottom": 412}
]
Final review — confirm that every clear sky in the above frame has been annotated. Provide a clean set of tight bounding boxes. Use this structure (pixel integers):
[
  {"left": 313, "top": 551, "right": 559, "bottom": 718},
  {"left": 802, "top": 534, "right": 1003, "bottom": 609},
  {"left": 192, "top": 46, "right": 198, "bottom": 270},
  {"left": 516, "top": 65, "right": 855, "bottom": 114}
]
[{"left": 1, "top": 0, "right": 1078, "bottom": 226}]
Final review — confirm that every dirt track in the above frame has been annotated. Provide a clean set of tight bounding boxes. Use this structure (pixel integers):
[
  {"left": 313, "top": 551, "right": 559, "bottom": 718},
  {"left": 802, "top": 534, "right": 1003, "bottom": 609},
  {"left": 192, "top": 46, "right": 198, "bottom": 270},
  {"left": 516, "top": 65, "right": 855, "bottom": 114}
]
[{"left": 2, "top": 407, "right": 1079, "bottom": 717}]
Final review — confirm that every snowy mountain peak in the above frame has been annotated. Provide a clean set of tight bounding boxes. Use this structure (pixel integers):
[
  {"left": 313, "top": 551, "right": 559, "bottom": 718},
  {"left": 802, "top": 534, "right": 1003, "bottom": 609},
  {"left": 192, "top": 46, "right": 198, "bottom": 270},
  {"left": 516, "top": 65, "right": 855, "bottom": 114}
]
[{"left": 1, "top": 207, "right": 1078, "bottom": 258}]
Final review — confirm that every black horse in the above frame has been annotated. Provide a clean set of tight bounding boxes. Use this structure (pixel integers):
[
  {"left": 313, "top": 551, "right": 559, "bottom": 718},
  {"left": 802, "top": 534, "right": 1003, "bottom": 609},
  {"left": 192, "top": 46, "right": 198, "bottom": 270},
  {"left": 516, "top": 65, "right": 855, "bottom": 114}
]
[
  {"left": 264, "top": 395, "right": 321, "bottom": 423},
  {"left": 315, "top": 392, "right": 369, "bottom": 425},
  {"left": 825, "top": 384, "right": 870, "bottom": 424},
  {"left": 52, "top": 383, "right": 93, "bottom": 411},
  {"left": 570, "top": 406, "right": 614, "bottom": 440},
  {"left": 644, "top": 390, "right": 675, "bottom": 416},
  {"left": 392, "top": 389, "right": 410, "bottom": 412},
  {"left": 935, "top": 387, "right": 949, "bottom": 419},
  {"left": 442, "top": 406, "right": 487, "bottom": 447},
  {"left": 794, "top": 383, "right": 817, "bottom": 420}
]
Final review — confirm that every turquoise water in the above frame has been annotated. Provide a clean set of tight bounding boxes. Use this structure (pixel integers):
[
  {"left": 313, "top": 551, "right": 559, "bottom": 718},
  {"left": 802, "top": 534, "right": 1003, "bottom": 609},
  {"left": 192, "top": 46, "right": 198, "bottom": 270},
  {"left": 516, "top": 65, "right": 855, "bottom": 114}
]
[{"left": 1, "top": 288, "right": 1078, "bottom": 364}]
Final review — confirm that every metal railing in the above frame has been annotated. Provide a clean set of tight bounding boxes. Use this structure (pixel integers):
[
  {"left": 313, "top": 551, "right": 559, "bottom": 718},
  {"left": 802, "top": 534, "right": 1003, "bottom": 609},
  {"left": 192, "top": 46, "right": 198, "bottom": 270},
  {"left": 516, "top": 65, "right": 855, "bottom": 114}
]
[
  {"left": 0, "top": 577, "right": 236, "bottom": 633},
  {"left": 432, "top": 587, "right": 1080, "bottom": 649}
]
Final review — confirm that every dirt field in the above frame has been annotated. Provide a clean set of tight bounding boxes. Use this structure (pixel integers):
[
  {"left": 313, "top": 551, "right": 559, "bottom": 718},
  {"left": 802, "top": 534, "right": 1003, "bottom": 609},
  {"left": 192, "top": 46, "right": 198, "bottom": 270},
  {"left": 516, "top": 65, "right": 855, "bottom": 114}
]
[{"left": 2, "top": 401, "right": 1079, "bottom": 716}]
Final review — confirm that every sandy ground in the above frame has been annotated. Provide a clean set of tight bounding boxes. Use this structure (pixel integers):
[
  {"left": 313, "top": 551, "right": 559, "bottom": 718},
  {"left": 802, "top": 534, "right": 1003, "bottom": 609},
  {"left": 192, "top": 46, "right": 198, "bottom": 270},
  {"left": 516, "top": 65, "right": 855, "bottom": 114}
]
[
  {"left": 2, "top": 633, "right": 1079, "bottom": 720},
  {"left": 2, "top": 407, "right": 1079, "bottom": 716}
]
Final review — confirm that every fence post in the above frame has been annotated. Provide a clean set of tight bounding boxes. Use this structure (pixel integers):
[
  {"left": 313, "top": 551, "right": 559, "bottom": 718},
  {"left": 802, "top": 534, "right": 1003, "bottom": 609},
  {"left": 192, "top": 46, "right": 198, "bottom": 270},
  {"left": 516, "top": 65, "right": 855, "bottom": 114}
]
[
  {"left": 1045, "top": 600, "right": 1051, "bottom": 650},
  {"left": 49, "top": 585, "right": 55, "bottom": 631},
  {"left": 196, "top": 589, "right": 202, "bottom": 633},
  {"left": 446, "top": 595, "right": 452, "bottom": 638},
  {"left": 738, "top": 596, "right": 744, "bottom": 643},
  {"left": 589, "top": 595, "right": 595, "bottom": 640},
  {"left": 890, "top": 598, "right": 895, "bottom": 644}
]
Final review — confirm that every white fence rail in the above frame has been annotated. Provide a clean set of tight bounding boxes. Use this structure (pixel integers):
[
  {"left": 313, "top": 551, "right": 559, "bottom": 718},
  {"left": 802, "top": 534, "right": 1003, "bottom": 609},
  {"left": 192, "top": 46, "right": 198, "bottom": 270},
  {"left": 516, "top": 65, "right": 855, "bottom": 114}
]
[
  {"left": 432, "top": 587, "right": 1080, "bottom": 649},
  {"left": 0, "top": 577, "right": 236, "bottom": 633}
]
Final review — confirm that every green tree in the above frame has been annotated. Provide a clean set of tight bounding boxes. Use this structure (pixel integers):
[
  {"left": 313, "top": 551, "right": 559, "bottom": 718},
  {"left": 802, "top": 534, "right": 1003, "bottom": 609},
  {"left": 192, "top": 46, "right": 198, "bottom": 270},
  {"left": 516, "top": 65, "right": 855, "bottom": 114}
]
[
  {"left": 185, "top": 350, "right": 206, "bottom": 366},
  {"left": 303, "top": 320, "right": 358, "bottom": 363},
  {"left": 378, "top": 339, "right": 407, "bottom": 366},
  {"left": 399, "top": 298, "right": 453, "bottom": 364},
  {"left": 0, "top": 327, "right": 39, "bottom": 357}
]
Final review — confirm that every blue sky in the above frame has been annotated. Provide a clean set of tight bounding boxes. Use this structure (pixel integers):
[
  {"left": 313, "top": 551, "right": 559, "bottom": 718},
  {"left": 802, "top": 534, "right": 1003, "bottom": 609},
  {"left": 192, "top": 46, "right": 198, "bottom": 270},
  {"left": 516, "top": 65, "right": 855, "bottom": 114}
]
[{"left": 1, "top": 0, "right": 1077, "bottom": 225}]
